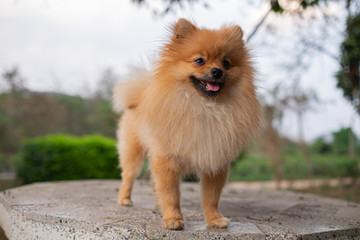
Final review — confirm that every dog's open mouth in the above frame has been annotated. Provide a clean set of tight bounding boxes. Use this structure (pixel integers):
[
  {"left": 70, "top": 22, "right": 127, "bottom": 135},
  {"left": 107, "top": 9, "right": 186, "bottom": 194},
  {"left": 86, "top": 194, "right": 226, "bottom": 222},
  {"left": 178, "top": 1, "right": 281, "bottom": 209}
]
[{"left": 190, "top": 76, "right": 224, "bottom": 97}]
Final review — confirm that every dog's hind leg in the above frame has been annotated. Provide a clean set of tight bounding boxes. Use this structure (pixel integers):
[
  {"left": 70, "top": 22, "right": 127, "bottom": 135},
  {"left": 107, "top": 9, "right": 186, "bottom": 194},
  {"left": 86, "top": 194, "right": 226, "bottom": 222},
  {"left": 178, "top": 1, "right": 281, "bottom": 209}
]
[{"left": 117, "top": 114, "right": 146, "bottom": 206}]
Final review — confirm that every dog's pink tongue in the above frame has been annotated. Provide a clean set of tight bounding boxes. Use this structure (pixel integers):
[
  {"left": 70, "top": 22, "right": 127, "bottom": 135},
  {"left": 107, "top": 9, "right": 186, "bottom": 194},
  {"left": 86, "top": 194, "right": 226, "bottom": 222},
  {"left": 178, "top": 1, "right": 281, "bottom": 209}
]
[{"left": 206, "top": 82, "right": 220, "bottom": 92}]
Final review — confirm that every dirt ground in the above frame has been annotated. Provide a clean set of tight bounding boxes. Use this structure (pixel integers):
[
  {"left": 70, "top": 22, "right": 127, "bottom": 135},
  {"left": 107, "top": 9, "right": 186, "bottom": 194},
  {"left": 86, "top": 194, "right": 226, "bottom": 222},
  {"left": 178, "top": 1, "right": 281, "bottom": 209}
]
[
  {"left": 229, "top": 177, "right": 360, "bottom": 203},
  {"left": 296, "top": 182, "right": 360, "bottom": 203}
]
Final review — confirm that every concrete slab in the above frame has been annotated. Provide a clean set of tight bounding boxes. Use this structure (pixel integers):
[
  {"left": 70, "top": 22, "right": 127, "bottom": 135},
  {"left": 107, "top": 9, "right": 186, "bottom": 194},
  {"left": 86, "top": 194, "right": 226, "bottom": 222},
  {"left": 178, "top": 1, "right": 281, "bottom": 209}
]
[{"left": 0, "top": 180, "right": 359, "bottom": 240}]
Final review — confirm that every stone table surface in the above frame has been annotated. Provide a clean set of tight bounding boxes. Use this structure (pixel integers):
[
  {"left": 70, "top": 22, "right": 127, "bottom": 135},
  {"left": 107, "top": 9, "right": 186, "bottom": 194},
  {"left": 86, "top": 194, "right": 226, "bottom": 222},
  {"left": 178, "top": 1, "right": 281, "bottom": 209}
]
[{"left": 0, "top": 180, "right": 359, "bottom": 240}]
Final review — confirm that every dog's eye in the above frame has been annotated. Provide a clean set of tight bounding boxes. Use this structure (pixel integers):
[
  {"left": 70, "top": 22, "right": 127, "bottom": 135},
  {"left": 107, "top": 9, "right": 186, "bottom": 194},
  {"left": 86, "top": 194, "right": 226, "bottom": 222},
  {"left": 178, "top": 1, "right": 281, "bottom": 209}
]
[
  {"left": 194, "top": 58, "right": 206, "bottom": 66},
  {"left": 222, "top": 59, "right": 231, "bottom": 69}
]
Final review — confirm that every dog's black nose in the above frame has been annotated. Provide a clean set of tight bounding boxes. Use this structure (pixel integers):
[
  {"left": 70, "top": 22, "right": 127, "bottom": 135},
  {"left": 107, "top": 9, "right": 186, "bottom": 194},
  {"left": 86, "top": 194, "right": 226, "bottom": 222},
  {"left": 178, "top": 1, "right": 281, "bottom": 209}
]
[{"left": 211, "top": 68, "right": 223, "bottom": 79}]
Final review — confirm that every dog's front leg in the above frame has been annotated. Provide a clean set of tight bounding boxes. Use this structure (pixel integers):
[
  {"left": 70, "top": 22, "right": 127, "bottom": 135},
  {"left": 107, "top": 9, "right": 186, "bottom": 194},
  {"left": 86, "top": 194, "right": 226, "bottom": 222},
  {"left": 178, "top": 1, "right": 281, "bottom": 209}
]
[
  {"left": 201, "top": 167, "right": 230, "bottom": 228},
  {"left": 151, "top": 153, "right": 184, "bottom": 230}
]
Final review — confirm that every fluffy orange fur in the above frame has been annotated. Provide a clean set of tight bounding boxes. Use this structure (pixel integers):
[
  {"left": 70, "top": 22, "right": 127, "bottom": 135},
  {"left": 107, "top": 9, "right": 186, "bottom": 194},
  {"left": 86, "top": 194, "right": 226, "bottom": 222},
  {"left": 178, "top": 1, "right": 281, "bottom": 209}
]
[{"left": 113, "top": 18, "right": 262, "bottom": 230}]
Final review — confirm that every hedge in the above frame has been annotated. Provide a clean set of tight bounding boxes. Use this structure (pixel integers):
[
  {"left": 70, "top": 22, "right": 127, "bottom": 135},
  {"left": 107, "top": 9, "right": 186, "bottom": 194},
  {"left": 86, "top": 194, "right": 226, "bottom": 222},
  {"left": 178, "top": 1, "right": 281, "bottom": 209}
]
[{"left": 14, "top": 134, "right": 120, "bottom": 184}]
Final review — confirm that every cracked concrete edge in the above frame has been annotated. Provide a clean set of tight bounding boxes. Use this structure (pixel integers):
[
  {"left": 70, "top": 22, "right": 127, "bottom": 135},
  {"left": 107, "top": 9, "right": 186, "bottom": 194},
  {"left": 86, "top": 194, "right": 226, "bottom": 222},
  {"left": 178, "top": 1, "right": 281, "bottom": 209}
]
[
  {"left": 0, "top": 200, "right": 265, "bottom": 240},
  {"left": 0, "top": 203, "right": 265, "bottom": 240},
  {"left": 0, "top": 196, "right": 12, "bottom": 239},
  {"left": 2, "top": 205, "right": 360, "bottom": 240},
  {"left": 300, "top": 227, "right": 360, "bottom": 240},
  {"left": 1, "top": 180, "right": 360, "bottom": 240},
  {"left": 0, "top": 203, "right": 146, "bottom": 240},
  {"left": 145, "top": 221, "right": 266, "bottom": 240}
]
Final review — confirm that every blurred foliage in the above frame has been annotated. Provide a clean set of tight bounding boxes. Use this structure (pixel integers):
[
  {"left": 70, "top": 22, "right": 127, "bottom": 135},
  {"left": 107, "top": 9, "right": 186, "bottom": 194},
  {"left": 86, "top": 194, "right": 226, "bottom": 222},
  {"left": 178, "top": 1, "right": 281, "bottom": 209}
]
[
  {"left": 0, "top": 153, "right": 4, "bottom": 172},
  {"left": 230, "top": 154, "right": 272, "bottom": 181},
  {"left": 132, "top": 0, "right": 208, "bottom": 16},
  {"left": 230, "top": 152, "right": 359, "bottom": 181},
  {"left": 182, "top": 173, "right": 199, "bottom": 182},
  {"left": 0, "top": 67, "right": 118, "bottom": 170},
  {"left": 131, "top": 0, "right": 329, "bottom": 16},
  {"left": 311, "top": 137, "right": 332, "bottom": 154},
  {"left": 14, "top": 134, "right": 120, "bottom": 184},
  {"left": 270, "top": 0, "right": 320, "bottom": 13},
  {"left": 311, "top": 127, "right": 360, "bottom": 155},
  {"left": 332, "top": 127, "right": 359, "bottom": 155},
  {"left": 231, "top": 126, "right": 360, "bottom": 181},
  {"left": 336, "top": 12, "right": 360, "bottom": 115}
]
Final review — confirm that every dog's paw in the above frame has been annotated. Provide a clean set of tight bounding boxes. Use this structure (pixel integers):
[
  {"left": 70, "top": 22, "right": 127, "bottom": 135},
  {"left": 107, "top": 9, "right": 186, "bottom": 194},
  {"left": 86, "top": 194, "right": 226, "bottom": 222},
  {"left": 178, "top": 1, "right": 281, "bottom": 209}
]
[
  {"left": 118, "top": 198, "right": 133, "bottom": 206},
  {"left": 163, "top": 218, "right": 184, "bottom": 230},
  {"left": 207, "top": 217, "right": 230, "bottom": 228}
]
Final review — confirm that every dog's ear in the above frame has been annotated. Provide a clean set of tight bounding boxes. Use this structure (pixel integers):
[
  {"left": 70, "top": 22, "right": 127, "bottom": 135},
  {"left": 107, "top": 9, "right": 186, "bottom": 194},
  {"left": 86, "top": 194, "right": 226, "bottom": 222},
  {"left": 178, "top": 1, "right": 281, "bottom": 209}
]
[
  {"left": 172, "top": 18, "right": 197, "bottom": 40},
  {"left": 227, "top": 25, "right": 243, "bottom": 41}
]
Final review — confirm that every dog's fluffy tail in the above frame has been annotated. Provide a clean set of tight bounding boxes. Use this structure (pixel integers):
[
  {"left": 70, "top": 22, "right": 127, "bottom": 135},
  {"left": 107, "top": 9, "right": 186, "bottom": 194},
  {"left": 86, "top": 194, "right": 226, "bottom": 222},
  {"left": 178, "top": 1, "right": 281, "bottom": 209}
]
[{"left": 112, "top": 69, "right": 151, "bottom": 113}]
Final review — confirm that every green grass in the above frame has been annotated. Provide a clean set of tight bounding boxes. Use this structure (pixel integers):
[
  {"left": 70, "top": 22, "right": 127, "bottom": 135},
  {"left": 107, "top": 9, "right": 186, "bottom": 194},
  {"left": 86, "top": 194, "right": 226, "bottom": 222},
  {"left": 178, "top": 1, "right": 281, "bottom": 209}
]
[
  {"left": 229, "top": 154, "right": 272, "bottom": 181},
  {"left": 229, "top": 153, "right": 359, "bottom": 182}
]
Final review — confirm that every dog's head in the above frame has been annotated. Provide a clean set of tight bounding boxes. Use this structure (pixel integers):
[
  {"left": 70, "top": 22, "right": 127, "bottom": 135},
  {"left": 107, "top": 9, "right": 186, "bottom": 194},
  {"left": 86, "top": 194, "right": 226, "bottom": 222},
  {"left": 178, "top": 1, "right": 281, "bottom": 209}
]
[{"left": 159, "top": 18, "right": 249, "bottom": 98}]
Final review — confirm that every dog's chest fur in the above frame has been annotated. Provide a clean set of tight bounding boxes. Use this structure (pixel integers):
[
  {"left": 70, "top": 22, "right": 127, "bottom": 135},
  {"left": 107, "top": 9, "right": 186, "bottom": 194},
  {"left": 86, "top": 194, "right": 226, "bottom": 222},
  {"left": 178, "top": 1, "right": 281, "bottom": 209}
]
[{"left": 142, "top": 87, "right": 254, "bottom": 174}]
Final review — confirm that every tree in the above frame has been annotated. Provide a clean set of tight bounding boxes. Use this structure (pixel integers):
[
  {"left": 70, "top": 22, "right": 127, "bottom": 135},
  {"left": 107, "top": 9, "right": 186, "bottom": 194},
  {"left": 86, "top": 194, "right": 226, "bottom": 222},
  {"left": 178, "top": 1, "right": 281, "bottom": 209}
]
[
  {"left": 336, "top": 13, "right": 360, "bottom": 115},
  {"left": 312, "top": 127, "right": 360, "bottom": 156},
  {"left": 286, "top": 86, "right": 319, "bottom": 177},
  {"left": 262, "top": 84, "right": 287, "bottom": 187},
  {"left": 247, "top": 0, "right": 327, "bottom": 43},
  {"left": 94, "top": 68, "right": 119, "bottom": 102},
  {"left": 132, "top": 0, "right": 208, "bottom": 16},
  {"left": 262, "top": 83, "right": 319, "bottom": 182},
  {"left": 332, "top": 127, "right": 359, "bottom": 156},
  {"left": 1, "top": 67, "right": 26, "bottom": 94},
  {"left": 131, "top": 0, "right": 324, "bottom": 17},
  {"left": 89, "top": 68, "right": 119, "bottom": 137}
]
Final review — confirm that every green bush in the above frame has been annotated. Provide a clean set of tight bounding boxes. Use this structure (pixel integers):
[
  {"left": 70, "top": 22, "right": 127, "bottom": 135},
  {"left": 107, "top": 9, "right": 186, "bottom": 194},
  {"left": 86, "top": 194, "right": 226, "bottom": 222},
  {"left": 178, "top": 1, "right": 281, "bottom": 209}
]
[{"left": 14, "top": 134, "right": 120, "bottom": 184}]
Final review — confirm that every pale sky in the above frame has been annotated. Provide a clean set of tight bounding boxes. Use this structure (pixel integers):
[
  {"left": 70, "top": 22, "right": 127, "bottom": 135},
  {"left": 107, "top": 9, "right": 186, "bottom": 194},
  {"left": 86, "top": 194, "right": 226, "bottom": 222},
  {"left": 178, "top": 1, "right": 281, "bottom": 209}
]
[{"left": 0, "top": 0, "right": 359, "bottom": 141}]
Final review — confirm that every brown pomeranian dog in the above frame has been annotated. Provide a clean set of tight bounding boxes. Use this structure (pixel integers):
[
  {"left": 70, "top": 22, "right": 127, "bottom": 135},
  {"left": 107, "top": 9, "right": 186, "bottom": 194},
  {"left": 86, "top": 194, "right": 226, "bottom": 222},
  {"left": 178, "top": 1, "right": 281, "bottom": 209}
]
[{"left": 113, "top": 18, "right": 262, "bottom": 230}]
